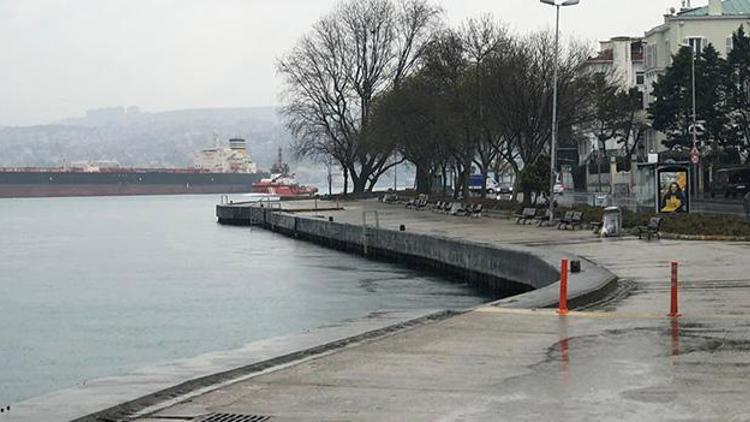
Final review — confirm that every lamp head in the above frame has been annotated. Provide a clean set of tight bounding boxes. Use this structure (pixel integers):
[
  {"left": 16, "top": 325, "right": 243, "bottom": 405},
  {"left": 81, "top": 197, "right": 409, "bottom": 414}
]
[{"left": 540, "top": 0, "right": 580, "bottom": 5}]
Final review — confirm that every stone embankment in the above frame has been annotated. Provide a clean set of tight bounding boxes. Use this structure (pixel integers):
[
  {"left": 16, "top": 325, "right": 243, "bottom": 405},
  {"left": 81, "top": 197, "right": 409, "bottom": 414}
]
[{"left": 216, "top": 203, "right": 617, "bottom": 309}]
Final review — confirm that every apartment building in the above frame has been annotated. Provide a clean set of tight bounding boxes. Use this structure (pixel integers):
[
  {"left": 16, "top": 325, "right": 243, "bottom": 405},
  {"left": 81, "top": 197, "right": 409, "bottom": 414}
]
[{"left": 643, "top": 0, "right": 750, "bottom": 151}]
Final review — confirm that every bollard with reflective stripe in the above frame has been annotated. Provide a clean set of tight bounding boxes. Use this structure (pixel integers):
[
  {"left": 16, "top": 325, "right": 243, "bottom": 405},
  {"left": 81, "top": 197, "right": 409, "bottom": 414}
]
[{"left": 558, "top": 258, "right": 569, "bottom": 315}]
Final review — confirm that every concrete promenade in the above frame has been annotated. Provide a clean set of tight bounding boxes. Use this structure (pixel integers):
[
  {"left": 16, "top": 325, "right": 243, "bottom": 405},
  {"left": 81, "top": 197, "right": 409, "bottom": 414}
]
[{"left": 133, "top": 199, "right": 750, "bottom": 421}]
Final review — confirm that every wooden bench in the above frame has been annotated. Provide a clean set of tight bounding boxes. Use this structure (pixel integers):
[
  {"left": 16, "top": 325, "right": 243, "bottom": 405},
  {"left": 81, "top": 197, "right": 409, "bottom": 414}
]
[
  {"left": 515, "top": 208, "right": 537, "bottom": 224},
  {"left": 557, "top": 211, "right": 573, "bottom": 230},
  {"left": 558, "top": 211, "right": 583, "bottom": 231},
  {"left": 451, "top": 203, "right": 471, "bottom": 216},
  {"left": 470, "top": 203, "right": 483, "bottom": 218},
  {"left": 637, "top": 217, "right": 663, "bottom": 240}
]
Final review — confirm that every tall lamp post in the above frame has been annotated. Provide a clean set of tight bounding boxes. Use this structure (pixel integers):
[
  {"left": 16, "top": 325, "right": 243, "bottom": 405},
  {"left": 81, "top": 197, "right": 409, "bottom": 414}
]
[
  {"left": 541, "top": 0, "right": 579, "bottom": 221},
  {"left": 680, "top": 41, "right": 699, "bottom": 195}
]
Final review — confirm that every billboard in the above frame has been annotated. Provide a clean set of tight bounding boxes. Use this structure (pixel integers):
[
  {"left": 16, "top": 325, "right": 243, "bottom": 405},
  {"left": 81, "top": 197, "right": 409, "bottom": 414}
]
[{"left": 658, "top": 166, "right": 690, "bottom": 213}]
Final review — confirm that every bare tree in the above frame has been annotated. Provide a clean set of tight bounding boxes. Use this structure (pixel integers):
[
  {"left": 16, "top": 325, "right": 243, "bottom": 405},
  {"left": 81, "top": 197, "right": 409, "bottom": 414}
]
[
  {"left": 484, "top": 31, "right": 595, "bottom": 203},
  {"left": 462, "top": 15, "right": 509, "bottom": 197},
  {"left": 371, "top": 29, "right": 465, "bottom": 194},
  {"left": 278, "top": 0, "right": 442, "bottom": 194}
]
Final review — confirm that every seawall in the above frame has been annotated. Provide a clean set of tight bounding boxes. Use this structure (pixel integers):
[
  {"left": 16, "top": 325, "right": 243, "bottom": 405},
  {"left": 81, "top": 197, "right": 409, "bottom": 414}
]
[{"left": 217, "top": 204, "right": 618, "bottom": 309}]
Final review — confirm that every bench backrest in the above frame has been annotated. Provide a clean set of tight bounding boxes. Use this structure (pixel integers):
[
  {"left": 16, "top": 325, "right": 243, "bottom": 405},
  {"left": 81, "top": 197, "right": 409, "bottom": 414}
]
[
  {"left": 648, "top": 217, "right": 662, "bottom": 230},
  {"left": 563, "top": 211, "right": 573, "bottom": 220},
  {"left": 572, "top": 211, "right": 583, "bottom": 222},
  {"left": 522, "top": 208, "right": 536, "bottom": 217}
]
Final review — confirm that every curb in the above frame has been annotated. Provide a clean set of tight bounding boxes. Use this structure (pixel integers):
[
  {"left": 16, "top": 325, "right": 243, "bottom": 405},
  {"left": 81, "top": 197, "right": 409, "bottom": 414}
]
[
  {"left": 73, "top": 310, "right": 459, "bottom": 422},
  {"left": 659, "top": 232, "right": 750, "bottom": 242}
]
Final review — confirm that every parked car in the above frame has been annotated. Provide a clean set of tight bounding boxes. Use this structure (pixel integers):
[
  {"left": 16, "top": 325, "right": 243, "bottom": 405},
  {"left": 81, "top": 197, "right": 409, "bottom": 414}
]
[
  {"left": 714, "top": 167, "right": 750, "bottom": 199},
  {"left": 497, "top": 183, "right": 514, "bottom": 194},
  {"left": 553, "top": 182, "right": 564, "bottom": 196}
]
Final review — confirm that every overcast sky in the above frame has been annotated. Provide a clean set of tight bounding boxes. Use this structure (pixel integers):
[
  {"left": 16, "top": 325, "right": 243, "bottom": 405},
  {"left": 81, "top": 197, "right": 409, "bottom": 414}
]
[{"left": 0, "top": 0, "right": 691, "bottom": 126}]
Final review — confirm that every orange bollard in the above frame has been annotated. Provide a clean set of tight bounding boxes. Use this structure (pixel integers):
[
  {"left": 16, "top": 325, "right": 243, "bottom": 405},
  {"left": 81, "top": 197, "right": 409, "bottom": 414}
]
[
  {"left": 668, "top": 261, "right": 681, "bottom": 318},
  {"left": 558, "top": 259, "right": 569, "bottom": 315}
]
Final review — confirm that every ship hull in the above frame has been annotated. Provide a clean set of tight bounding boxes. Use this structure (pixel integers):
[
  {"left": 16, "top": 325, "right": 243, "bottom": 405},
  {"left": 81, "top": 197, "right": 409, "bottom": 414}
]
[{"left": 0, "top": 171, "right": 266, "bottom": 198}]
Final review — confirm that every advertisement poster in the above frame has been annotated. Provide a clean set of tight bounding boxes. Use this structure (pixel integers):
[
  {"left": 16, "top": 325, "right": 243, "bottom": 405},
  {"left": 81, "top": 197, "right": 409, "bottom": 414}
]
[{"left": 658, "top": 168, "right": 689, "bottom": 213}]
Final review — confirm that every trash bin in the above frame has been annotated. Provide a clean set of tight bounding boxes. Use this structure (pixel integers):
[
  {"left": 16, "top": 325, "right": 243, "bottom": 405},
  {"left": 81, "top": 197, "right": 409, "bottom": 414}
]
[
  {"left": 600, "top": 206, "right": 622, "bottom": 237},
  {"left": 594, "top": 193, "right": 609, "bottom": 208}
]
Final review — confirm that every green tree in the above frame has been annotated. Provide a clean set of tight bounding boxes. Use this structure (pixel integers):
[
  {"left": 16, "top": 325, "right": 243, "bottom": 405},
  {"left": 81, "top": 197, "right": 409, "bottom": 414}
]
[
  {"left": 517, "top": 154, "right": 550, "bottom": 205},
  {"left": 696, "top": 44, "right": 729, "bottom": 155},
  {"left": 725, "top": 25, "right": 750, "bottom": 161},
  {"left": 649, "top": 44, "right": 728, "bottom": 153},
  {"left": 648, "top": 47, "right": 695, "bottom": 150}
]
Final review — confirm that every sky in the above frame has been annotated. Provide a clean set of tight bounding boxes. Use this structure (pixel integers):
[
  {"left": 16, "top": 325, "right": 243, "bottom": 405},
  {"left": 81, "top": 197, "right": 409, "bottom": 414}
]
[{"left": 0, "top": 0, "right": 690, "bottom": 126}]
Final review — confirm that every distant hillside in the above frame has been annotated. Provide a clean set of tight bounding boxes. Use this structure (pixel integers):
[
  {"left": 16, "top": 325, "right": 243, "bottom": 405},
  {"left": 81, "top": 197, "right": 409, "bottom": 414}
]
[
  {"left": 0, "top": 106, "right": 417, "bottom": 192},
  {"left": 0, "top": 107, "right": 292, "bottom": 169}
]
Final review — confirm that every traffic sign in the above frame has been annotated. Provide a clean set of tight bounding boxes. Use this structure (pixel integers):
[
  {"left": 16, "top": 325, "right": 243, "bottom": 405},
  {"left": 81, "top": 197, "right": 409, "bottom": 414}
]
[{"left": 690, "top": 147, "right": 700, "bottom": 165}]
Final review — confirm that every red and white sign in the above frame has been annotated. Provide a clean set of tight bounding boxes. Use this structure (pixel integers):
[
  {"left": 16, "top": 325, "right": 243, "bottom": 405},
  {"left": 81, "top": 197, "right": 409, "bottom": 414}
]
[{"left": 690, "top": 147, "right": 700, "bottom": 165}]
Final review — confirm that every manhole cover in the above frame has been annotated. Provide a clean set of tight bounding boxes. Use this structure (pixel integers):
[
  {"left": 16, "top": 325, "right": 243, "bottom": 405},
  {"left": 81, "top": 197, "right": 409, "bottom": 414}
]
[{"left": 195, "top": 413, "right": 272, "bottom": 422}]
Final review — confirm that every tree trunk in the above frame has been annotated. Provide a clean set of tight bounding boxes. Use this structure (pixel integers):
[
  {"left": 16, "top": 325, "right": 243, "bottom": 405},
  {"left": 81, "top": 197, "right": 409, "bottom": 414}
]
[
  {"left": 460, "top": 167, "right": 471, "bottom": 198},
  {"left": 343, "top": 167, "right": 349, "bottom": 196},
  {"left": 352, "top": 175, "right": 367, "bottom": 194},
  {"left": 415, "top": 164, "right": 432, "bottom": 194},
  {"left": 442, "top": 166, "right": 448, "bottom": 197},
  {"left": 510, "top": 164, "right": 521, "bottom": 203},
  {"left": 480, "top": 167, "right": 489, "bottom": 198}
]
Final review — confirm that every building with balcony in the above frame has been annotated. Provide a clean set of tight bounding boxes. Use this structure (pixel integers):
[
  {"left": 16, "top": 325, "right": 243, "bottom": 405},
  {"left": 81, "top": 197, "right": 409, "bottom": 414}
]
[
  {"left": 579, "top": 37, "right": 646, "bottom": 193},
  {"left": 643, "top": 0, "right": 750, "bottom": 152}
]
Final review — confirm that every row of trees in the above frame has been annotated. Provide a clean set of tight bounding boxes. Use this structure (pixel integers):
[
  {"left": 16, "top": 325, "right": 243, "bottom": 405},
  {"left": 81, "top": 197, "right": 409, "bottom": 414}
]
[
  {"left": 649, "top": 26, "right": 750, "bottom": 165},
  {"left": 278, "top": 0, "right": 627, "bottom": 199}
]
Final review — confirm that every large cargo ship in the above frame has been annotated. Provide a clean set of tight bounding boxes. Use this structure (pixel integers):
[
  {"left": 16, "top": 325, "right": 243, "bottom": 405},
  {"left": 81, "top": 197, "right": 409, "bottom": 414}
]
[{"left": 0, "top": 138, "right": 267, "bottom": 198}]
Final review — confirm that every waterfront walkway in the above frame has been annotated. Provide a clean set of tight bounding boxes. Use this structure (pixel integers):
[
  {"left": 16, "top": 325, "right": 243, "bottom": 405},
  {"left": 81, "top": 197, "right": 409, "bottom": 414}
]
[{"left": 138, "top": 199, "right": 750, "bottom": 420}]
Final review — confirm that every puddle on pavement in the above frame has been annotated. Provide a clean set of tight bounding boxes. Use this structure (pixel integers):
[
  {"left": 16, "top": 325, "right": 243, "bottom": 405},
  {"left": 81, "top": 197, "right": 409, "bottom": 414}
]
[{"left": 501, "top": 320, "right": 750, "bottom": 409}]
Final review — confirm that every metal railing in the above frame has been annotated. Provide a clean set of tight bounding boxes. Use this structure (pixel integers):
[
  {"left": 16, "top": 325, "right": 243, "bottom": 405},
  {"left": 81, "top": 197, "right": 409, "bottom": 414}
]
[{"left": 362, "top": 211, "right": 380, "bottom": 256}]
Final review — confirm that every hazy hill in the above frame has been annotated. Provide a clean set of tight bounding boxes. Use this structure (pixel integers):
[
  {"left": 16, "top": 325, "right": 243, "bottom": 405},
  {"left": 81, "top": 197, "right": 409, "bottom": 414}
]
[
  {"left": 0, "top": 107, "right": 292, "bottom": 169},
  {"left": 0, "top": 106, "right": 415, "bottom": 191}
]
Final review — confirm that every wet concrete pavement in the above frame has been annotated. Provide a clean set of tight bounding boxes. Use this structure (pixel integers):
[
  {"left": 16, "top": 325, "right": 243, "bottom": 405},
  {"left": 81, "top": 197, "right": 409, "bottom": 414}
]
[
  {"left": 135, "top": 199, "right": 750, "bottom": 421},
  {"left": 142, "top": 309, "right": 750, "bottom": 421}
]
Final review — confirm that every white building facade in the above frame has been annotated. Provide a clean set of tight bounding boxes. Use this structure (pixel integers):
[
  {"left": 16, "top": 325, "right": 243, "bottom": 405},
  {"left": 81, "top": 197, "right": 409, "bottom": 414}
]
[{"left": 643, "top": 0, "right": 750, "bottom": 152}]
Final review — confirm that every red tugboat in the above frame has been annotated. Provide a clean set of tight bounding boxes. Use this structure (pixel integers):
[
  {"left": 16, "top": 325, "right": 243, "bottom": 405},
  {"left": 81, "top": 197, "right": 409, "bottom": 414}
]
[{"left": 250, "top": 148, "right": 318, "bottom": 198}]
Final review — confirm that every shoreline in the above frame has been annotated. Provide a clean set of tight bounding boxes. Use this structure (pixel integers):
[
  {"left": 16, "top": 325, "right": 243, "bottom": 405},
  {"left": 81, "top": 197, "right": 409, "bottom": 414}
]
[{"left": 7, "top": 199, "right": 618, "bottom": 421}]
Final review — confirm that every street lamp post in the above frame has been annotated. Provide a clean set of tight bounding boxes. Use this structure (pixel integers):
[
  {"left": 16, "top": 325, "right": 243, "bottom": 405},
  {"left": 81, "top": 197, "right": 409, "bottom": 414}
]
[
  {"left": 393, "top": 157, "right": 398, "bottom": 191},
  {"left": 680, "top": 42, "right": 699, "bottom": 194},
  {"left": 540, "top": 0, "right": 580, "bottom": 221}
]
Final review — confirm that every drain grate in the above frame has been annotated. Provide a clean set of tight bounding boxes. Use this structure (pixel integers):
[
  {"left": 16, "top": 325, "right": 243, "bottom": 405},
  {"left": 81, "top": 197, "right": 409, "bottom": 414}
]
[{"left": 195, "top": 413, "right": 272, "bottom": 422}]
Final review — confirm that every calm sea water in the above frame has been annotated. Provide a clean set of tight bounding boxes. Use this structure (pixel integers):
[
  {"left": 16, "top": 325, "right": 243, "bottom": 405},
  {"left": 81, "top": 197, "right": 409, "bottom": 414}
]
[{"left": 0, "top": 195, "right": 488, "bottom": 404}]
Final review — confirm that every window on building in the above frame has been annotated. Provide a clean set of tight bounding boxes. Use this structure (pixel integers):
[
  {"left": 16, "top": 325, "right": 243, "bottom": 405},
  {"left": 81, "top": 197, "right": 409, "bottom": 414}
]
[
  {"left": 635, "top": 90, "right": 644, "bottom": 110},
  {"left": 636, "top": 72, "right": 645, "bottom": 85},
  {"left": 686, "top": 37, "right": 705, "bottom": 54},
  {"left": 727, "top": 37, "right": 734, "bottom": 54},
  {"left": 645, "top": 44, "right": 658, "bottom": 68}
]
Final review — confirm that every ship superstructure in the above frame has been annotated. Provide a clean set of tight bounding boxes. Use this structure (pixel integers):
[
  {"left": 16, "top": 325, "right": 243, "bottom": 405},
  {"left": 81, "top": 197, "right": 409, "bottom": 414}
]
[{"left": 193, "top": 138, "right": 258, "bottom": 174}]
